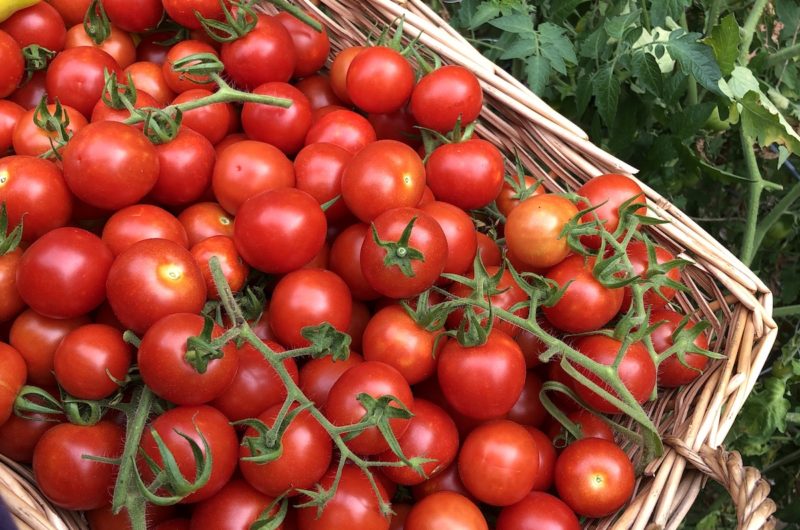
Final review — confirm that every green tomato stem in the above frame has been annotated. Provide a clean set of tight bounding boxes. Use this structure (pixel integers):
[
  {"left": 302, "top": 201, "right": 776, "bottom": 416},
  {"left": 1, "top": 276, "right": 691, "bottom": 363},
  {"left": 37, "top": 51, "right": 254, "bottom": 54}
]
[{"left": 739, "top": 127, "right": 765, "bottom": 266}]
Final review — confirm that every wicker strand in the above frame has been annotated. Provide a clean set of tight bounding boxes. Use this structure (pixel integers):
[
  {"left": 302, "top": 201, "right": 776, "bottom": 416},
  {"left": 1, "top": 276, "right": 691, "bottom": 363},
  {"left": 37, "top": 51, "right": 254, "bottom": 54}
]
[{"left": 664, "top": 437, "right": 778, "bottom": 530}]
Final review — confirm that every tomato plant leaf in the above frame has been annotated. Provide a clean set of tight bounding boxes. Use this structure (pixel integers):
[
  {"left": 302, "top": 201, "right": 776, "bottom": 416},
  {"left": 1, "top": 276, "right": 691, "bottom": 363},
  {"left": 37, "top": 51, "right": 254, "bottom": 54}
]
[
  {"left": 603, "top": 9, "right": 641, "bottom": 40},
  {"left": 664, "top": 30, "right": 724, "bottom": 95},
  {"left": 547, "top": 0, "right": 590, "bottom": 25},
  {"left": 539, "top": 22, "right": 577, "bottom": 75},
  {"left": 631, "top": 51, "right": 663, "bottom": 96},
  {"left": 525, "top": 55, "right": 550, "bottom": 95},
  {"left": 592, "top": 64, "right": 620, "bottom": 127},
  {"left": 703, "top": 14, "right": 740, "bottom": 77},
  {"left": 739, "top": 91, "right": 800, "bottom": 154},
  {"left": 487, "top": 14, "right": 534, "bottom": 35},
  {"left": 466, "top": 1, "right": 501, "bottom": 29},
  {"left": 650, "top": 0, "right": 691, "bottom": 27},
  {"left": 579, "top": 26, "right": 607, "bottom": 59},
  {"left": 728, "top": 376, "right": 790, "bottom": 456},
  {"left": 575, "top": 73, "right": 592, "bottom": 116},
  {"left": 499, "top": 37, "right": 535, "bottom": 60}
]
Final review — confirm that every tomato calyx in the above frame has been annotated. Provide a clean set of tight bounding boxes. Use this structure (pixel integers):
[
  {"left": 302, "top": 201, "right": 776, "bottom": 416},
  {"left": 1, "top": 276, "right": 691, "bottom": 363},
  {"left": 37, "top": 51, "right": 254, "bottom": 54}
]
[
  {"left": 83, "top": 0, "right": 112, "bottom": 46},
  {"left": 22, "top": 45, "right": 56, "bottom": 83},
  {"left": 14, "top": 385, "right": 63, "bottom": 418},
  {"left": 0, "top": 203, "right": 23, "bottom": 255},
  {"left": 238, "top": 404, "right": 311, "bottom": 464},
  {"left": 32, "top": 95, "right": 73, "bottom": 159},
  {"left": 654, "top": 316, "right": 720, "bottom": 366},
  {"left": 419, "top": 116, "right": 478, "bottom": 160},
  {"left": 184, "top": 315, "right": 229, "bottom": 374},
  {"left": 196, "top": 0, "right": 258, "bottom": 43},
  {"left": 100, "top": 70, "right": 138, "bottom": 111},
  {"left": 370, "top": 217, "right": 426, "bottom": 278},
  {"left": 301, "top": 322, "right": 352, "bottom": 361}
]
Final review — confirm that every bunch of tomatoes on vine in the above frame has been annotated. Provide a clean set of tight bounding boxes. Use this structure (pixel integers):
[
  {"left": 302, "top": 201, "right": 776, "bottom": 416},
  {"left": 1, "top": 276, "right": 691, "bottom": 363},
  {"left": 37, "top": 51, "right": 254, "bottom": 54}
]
[{"left": 0, "top": 0, "right": 718, "bottom": 529}]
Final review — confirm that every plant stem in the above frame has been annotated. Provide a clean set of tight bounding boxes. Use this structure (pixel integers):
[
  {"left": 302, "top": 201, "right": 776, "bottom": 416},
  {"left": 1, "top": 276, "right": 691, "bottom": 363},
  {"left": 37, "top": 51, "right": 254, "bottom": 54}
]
[
  {"left": 704, "top": 0, "right": 724, "bottom": 34},
  {"left": 739, "top": 128, "right": 765, "bottom": 266},
  {"left": 641, "top": 0, "right": 651, "bottom": 32},
  {"left": 739, "top": 0, "right": 769, "bottom": 65},
  {"left": 766, "top": 42, "right": 800, "bottom": 67},
  {"left": 773, "top": 305, "right": 800, "bottom": 318},
  {"left": 752, "top": 180, "right": 800, "bottom": 252}
]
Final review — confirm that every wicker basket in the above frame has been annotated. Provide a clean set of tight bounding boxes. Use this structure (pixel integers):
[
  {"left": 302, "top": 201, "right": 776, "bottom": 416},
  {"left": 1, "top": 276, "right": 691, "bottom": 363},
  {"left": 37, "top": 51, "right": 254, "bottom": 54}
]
[{"left": 0, "top": 1, "right": 780, "bottom": 529}]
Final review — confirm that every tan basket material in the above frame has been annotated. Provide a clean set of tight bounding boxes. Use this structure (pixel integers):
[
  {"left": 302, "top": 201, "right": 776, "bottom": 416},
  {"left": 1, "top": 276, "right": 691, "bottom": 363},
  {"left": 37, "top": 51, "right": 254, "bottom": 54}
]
[{"left": 0, "top": 1, "right": 780, "bottom": 529}]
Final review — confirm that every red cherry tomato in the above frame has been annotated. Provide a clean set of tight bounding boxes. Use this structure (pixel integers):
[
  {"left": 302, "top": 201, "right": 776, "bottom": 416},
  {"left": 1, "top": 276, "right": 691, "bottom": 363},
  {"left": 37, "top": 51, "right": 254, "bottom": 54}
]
[
  {"left": 239, "top": 404, "right": 333, "bottom": 497},
  {"left": 554, "top": 437, "right": 635, "bottom": 518},
  {"left": 294, "top": 142, "right": 353, "bottom": 223},
  {"left": 106, "top": 238, "right": 207, "bottom": 334},
  {"left": 426, "top": 139, "right": 504, "bottom": 210},
  {"left": 274, "top": 11, "right": 329, "bottom": 78},
  {"left": 102, "top": 204, "right": 189, "bottom": 256},
  {"left": 53, "top": 324, "right": 132, "bottom": 400},
  {"left": 190, "top": 235, "right": 249, "bottom": 299},
  {"left": 526, "top": 427, "right": 557, "bottom": 491},
  {"left": 0, "top": 342, "right": 26, "bottom": 426},
  {"left": 542, "top": 255, "right": 624, "bottom": 333},
  {"left": 178, "top": 202, "right": 234, "bottom": 246},
  {"left": 126, "top": 60, "right": 175, "bottom": 106},
  {"left": 346, "top": 46, "right": 414, "bottom": 114},
  {"left": 242, "top": 82, "right": 312, "bottom": 156},
  {"left": 410, "top": 65, "right": 483, "bottom": 133},
  {"left": 329, "top": 223, "right": 381, "bottom": 301},
  {"left": 329, "top": 46, "right": 364, "bottom": 104},
  {"left": 46, "top": 47, "right": 122, "bottom": 118},
  {"left": 220, "top": 18, "right": 296, "bottom": 89},
  {"left": 507, "top": 371, "right": 547, "bottom": 427},
  {"left": 299, "top": 352, "right": 363, "bottom": 407},
  {"left": 0, "top": 2, "right": 66, "bottom": 51},
  {"left": 103, "top": 0, "right": 163, "bottom": 32},
  {"left": 621, "top": 241, "right": 681, "bottom": 311},
  {"left": 325, "top": 361, "right": 414, "bottom": 455},
  {"left": 161, "top": 0, "right": 228, "bottom": 30},
  {"left": 295, "top": 74, "right": 342, "bottom": 110},
  {"left": 0, "top": 30, "right": 23, "bottom": 98},
  {"left": 64, "top": 23, "right": 136, "bottom": 68},
  {"left": 405, "top": 491, "right": 487, "bottom": 530},
  {"left": 505, "top": 194, "right": 578, "bottom": 269},
  {"left": 496, "top": 491, "right": 580, "bottom": 530},
  {"left": 162, "top": 40, "right": 219, "bottom": 94},
  {"left": 0, "top": 248, "right": 24, "bottom": 323},
  {"left": 172, "top": 89, "right": 235, "bottom": 146},
  {"left": 33, "top": 421, "right": 123, "bottom": 510},
  {"left": 304, "top": 109, "right": 376, "bottom": 153},
  {"left": 577, "top": 173, "right": 646, "bottom": 249},
  {"left": 150, "top": 128, "right": 216, "bottom": 207},
  {"left": 445, "top": 266, "right": 528, "bottom": 337},
  {"left": 189, "top": 479, "right": 277, "bottom": 530},
  {"left": 650, "top": 309, "right": 709, "bottom": 387}
]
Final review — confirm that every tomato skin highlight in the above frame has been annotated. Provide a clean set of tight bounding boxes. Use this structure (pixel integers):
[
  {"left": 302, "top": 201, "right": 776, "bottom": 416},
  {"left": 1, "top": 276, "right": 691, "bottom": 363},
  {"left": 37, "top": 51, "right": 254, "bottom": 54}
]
[
  {"left": 16, "top": 227, "right": 113, "bottom": 319},
  {"left": 554, "top": 437, "right": 635, "bottom": 518}
]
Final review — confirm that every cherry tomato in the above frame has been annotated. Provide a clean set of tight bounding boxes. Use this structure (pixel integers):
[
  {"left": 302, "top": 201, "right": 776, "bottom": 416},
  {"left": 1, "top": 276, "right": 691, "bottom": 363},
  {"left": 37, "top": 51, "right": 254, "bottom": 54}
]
[
  {"left": 62, "top": 121, "right": 160, "bottom": 210},
  {"left": 273, "top": 10, "right": 329, "bottom": 78},
  {"left": 507, "top": 371, "right": 547, "bottom": 427},
  {"left": 190, "top": 235, "right": 248, "bottom": 299},
  {"left": 0, "top": 100, "right": 23, "bottom": 153},
  {"left": 542, "top": 255, "right": 623, "bottom": 333},
  {"left": 410, "top": 66, "right": 482, "bottom": 133},
  {"left": 102, "top": 204, "right": 189, "bottom": 256},
  {"left": 172, "top": 88, "right": 235, "bottom": 145},
  {"left": 0, "top": 156, "right": 73, "bottom": 241},
  {"left": 405, "top": 491, "right": 487, "bottom": 530},
  {"left": 360, "top": 208, "right": 448, "bottom": 299},
  {"left": 295, "top": 74, "right": 342, "bottom": 110},
  {"left": 190, "top": 479, "right": 277, "bottom": 530},
  {"left": 221, "top": 17, "right": 296, "bottom": 89},
  {"left": 8, "top": 70, "right": 46, "bottom": 109},
  {"left": 53, "top": 324, "right": 131, "bottom": 399},
  {"left": 347, "top": 46, "right": 413, "bottom": 114},
  {"left": 46, "top": 47, "right": 122, "bottom": 118},
  {"left": 64, "top": 23, "right": 136, "bottom": 68},
  {"left": 162, "top": 40, "right": 219, "bottom": 94},
  {"left": 103, "top": 0, "right": 163, "bottom": 32},
  {"left": 0, "top": 409, "right": 60, "bottom": 463},
  {"left": 329, "top": 46, "right": 364, "bottom": 104},
  {"left": 12, "top": 102, "right": 88, "bottom": 158},
  {"left": 475, "top": 232, "right": 502, "bottom": 266},
  {"left": 234, "top": 188, "right": 326, "bottom": 274},
  {"left": 126, "top": 61, "right": 176, "bottom": 106},
  {"left": 554, "top": 437, "right": 634, "bottom": 517},
  {"left": 16, "top": 227, "right": 113, "bottom": 319},
  {"left": 212, "top": 139, "right": 295, "bottom": 215},
  {"left": 458, "top": 419, "right": 538, "bottom": 506},
  {"left": 551, "top": 409, "right": 615, "bottom": 442},
  {"left": 91, "top": 87, "right": 159, "bottom": 125},
  {"left": 138, "top": 313, "right": 238, "bottom": 405},
  {"left": 240, "top": 404, "right": 333, "bottom": 497},
  {"left": 347, "top": 302, "right": 370, "bottom": 352},
  {"left": 140, "top": 405, "right": 238, "bottom": 504},
  {"left": 268, "top": 268, "right": 352, "bottom": 348},
  {"left": 411, "top": 462, "right": 474, "bottom": 501},
  {"left": 496, "top": 491, "right": 580, "bottom": 530},
  {"left": 570, "top": 335, "right": 656, "bottom": 414},
  {"left": 304, "top": 109, "right": 376, "bottom": 153},
  {"left": 0, "top": 2, "right": 66, "bottom": 51},
  {"left": 341, "top": 140, "right": 426, "bottom": 222},
  {"left": 151, "top": 127, "right": 216, "bottom": 207},
  {"left": 0, "top": 249, "right": 24, "bottom": 322},
  {"left": 621, "top": 241, "right": 681, "bottom": 311},
  {"left": 445, "top": 265, "right": 528, "bottom": 337},
  {"left": 577, "top": 174, "right": 646, "bottom": 249},
  {"left": 378, "top": 399, "right": 459, "bottom": 485},
  {"left": 437, "top": 329, "right": 526, "bottom": 421},
  {"left": 296, "top": 464, "right": 389, "bottom": 530},
  {"left": 0, "top": 30, "right": 23, "bottom": 98},
  {"left": 162, "top": 0, "right": 228, "bottom": 30},
  {"left": 426, "top": 139, "right": 504, "bottom": 210},
  {"left": 526, "top": 427, "right": 557, "bottom": 491},
  {"left": 106, "top": 238, "right": 207, "bottom": 334},
  {"left": 294, "top": 142, "right": 353, "bottom": 223},
  {"left": 505, "top": 194, "right": 578, "bottom": 269},
  {"left": 9, "top": 309, "right": 89, "bottom": 386},
  {"left": 86, "top": 503, "right": 178, "bottom": 530},
  {"left": 496, "top": 175, "right": 544, "bottom": 217},
  {"left": 33, "top": 421, "right": 123, "bottom": 510},
  {"left": 368, "top": 106, "right": 421, "bottom": 148},
  {"left": 329, "top": 223, "right": 381, "bottom": 301},
  {"left": 650, "top": 309, "right": 709, "bottom": 388},
  {"left": 325, "top": 361, "right": 414, "bottom": 455},
  {"left": 0, "top": 342, "right": 26, "bottom": 426},
  {"left": 178, "top": 202, "right": 234, "bottom": 246},
  {"left": 242, "top": 82, "right": 312, "bottom": 155},
  {"left": 211, "top": 339, "right": 297, "bottom": 422},
  {"left": 299, "top": 352, "right": 363, "bottom": 407},
  {"left": 44, "top": 0, "right": 91, "bottom": 27},
  {"left": 362, "top": 304, "right": 441, "bottom": 385}
]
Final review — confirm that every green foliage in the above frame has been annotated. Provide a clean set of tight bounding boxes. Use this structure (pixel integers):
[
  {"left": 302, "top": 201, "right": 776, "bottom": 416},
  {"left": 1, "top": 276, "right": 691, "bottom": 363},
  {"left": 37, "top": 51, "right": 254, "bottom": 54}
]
[{"left": 432, "top": 0, "right": 800, "bottom": 526}]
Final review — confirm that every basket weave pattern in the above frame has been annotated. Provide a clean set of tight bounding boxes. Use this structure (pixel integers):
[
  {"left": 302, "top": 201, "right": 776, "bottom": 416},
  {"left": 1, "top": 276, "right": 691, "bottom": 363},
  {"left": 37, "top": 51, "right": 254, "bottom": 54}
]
[{"left": 0, "top": 1, "right": 780, "bottom": 529}]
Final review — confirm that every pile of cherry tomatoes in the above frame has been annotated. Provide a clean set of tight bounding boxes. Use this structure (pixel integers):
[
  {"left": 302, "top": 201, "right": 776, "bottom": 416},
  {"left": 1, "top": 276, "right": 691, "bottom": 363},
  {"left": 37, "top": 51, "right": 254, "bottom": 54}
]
[{"left": 0, "top": 1, "right": 714, "bottom": 529}]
